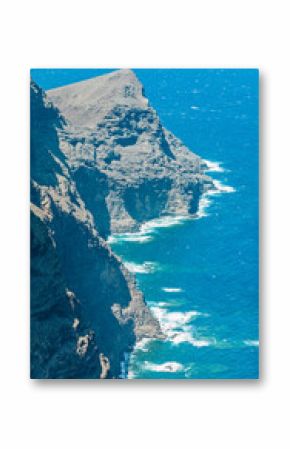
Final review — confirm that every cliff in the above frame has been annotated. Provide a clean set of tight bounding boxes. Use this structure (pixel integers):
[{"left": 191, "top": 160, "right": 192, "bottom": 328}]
[
  {"left": 47, "top": 69, "right": 214, "bottom": 237},
  {"left": 31, "top": 70, "right": 214, "bottom": 379},
  {"left": 30, "top": 80, "right": 162, "bottom": 379}
]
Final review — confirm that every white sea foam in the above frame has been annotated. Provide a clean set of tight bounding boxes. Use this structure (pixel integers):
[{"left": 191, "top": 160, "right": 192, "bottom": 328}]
[
  {"left": 154, "top": 301, "right": 170, "bottom": 307},
  {"left": 194, "top": 163, "right": 236, "bottom": 219},
  {"left": 162, "top": 287, "right": 183, "bottom": 293},
  {"left": 171, "top": 332, "right": 211, "bottom": 347},
  {"left": 244, "top": 339, "right": 259, "bottom": 347},
  {"left": 134, "top": 338, "right": 151, "bottom": 352},
  {"left": 107, "top": 216, "right": 190, "bottom": 245},
  {"left": 151, "top": 307, "right": 200, "bottom": 327},
  {"left": 203, "top": 159, "right": 225, "bottom": 173},
  {"left": 107, "top": 233, "right": 152, "bottom": 244},
  {"left": 151, "top": 305, "right": 212, "bottom": 348},
  {"left": 140, "top": 215, "right": 189, "bottom": 232},
  {"left": 106, "top": 159, "right": 235, "bottom": 247},
  {"left": 124, "top": 261, "right": 157, "bottom": 274},
  {"left": 143, "top": 361, "right": 184, "bottom": 373},
  {"left": 196, "top": 195, "right": 212, "bottom": 218},
  {"left": 190, "top": 105, "right": 200, "bottom": 110},
  {"left": 213, "top": 179, "right": 236, "bottom": 193}
]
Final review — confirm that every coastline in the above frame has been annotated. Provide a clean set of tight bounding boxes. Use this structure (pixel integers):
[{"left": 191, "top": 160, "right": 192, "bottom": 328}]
[
  {"left": 107, "top": 158, "right": 236, "bottom": 378},
  {"left": 108, "top": 159, "right": 235, "bottom": 246}
]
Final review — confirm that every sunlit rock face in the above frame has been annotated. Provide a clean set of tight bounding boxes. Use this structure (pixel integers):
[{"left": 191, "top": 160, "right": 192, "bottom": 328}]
[
  {"left": 47, "top": 69, "right": 214, "bottom": 237},
  {"left": 31, "top": 70, "right": 214, "bottom": 379}
]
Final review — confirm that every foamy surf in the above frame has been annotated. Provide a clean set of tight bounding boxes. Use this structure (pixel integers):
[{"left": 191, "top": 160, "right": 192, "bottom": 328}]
[
  {"left": 124, "top": 261, "right": 158, "bottom": 274},
  {"left": 162, "top": 287, "right": 183, "bottom": 293},
  {"left": 107, "top": 216, "right": 190, "bottom": 245},
  {"left": 203, "top": 159, "right": 225, "bottom": 173},
  {"left": 244, "top": 340, "right": 259, "bottom": 347},
  {"left": 151, "top": 307, "right": 202, "bottom": 326},
  {"left": 150, "top": 305, "right": 212, "bottom": 348},
  {"left": 107, "top": 171, "right": 234, "bottom": 244},
  {"left": 171, "top": 332, "right": 212, "bottom": 347},
  {"left": 196, "top": 195, "right": 212, "bottom": 218},
  {"left": 140, "top": 215, "right": 189, "bottom": 232},
  {"left": 195, "top": 165, "right": 236, "bottom": 219},
  {"left": 213, "top": 179, "right": 236, "bottom": 193},
  {"left": 107, "top": 233, "right": 152, "bottom": 244},
  {"left": 143, "top": 361, "right": 184, "bottom": 373}
]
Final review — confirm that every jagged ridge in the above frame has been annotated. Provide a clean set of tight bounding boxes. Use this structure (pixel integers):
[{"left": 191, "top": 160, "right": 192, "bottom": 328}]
[
  {"left": 31, "top": 70, "right": 214, "bottom": 379},
  {"left": 30, "top": 80, "right": 162, "bottom": 379},
  {"left": 47, "top": 69, "right": 214, "bottom": 237}
]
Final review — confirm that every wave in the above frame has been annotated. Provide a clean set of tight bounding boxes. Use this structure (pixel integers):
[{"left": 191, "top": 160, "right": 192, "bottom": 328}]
[
  {"left": 108, "top": 216, "right": 190, "bottom": 245},
  {"left": 108, "top": 168, "right": 235, "bottom": 244},
  {"left": 195, "top": 170, "right": 236, "bottom": 219},
  {"left": 107, "top": 233, "right": 152, "bottom": 244},
  {"left": 162, "top": 287, "right": 183, "bottom": 293},
  {"left": 134, "top": 338, "right": 151, "bottom": 352},
  {"left": 127, "top": 339, "right": 153, "bottom": 378},
  {"left": 243, "top": 339, "right": 259, "bottom": 347},
  {"left": 124, "top": 261, "right": 158, "bottom": 274},
  {"left": 143, "top": 361, "right": 184, "bottom": 373},
  {"left": 171, "top": 332, "right": 212, "bottom": 347},
  {"left": 203, "top": 159, "right": 225, "bottom": 173},
  {"left": 213, "top": 179, "right": 236, "bottom": 193},
  {"left": 151, "top": 307, "right": 201, "bottom": 326},
  {"left": 107, "top": 159, "right": 235, "bottom": 245},
  {"left": 140, "top": 215, "right": 189, "bottom": 232},
  {"left": 196, "top": 195, "right": 212, "bottom": 219},
  {"left": 150, "top": 305, "right": 212, "bottom": 348},
  {"left": 150, "top": 301, "right": 170, "bottom": 307},
  {"left": 190, "top": 105, "right": 200, "bottom": 110}
]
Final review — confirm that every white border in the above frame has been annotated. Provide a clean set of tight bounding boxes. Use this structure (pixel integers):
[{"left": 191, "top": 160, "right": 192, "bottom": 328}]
[{"left": 1, "top": 1, "right": 289, "bottom": 448}]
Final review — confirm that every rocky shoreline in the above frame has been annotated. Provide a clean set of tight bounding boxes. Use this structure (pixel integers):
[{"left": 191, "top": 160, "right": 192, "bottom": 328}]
[{"left": 30, "top": 69, "right": 214, "bottom": 378}]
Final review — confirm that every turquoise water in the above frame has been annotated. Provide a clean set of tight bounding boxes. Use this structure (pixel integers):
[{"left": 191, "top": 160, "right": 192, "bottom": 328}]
[{"left": 110, "top": 69, "right": 259, "bottom": 379}]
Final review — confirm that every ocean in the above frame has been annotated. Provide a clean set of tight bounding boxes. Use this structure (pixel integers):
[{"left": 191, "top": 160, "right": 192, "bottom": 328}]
[{"left": 109, "top": 69, "right": 259, "bottom": 379}]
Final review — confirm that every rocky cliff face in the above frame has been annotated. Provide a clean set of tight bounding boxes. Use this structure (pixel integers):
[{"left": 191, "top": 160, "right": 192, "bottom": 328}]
[
  {"left": 47, "top": 69, "right": 214, "bottom": 238},
  {"left": 30, "top": 80, "right": 162, "bottom": 379},
  {"left": 31, "top": 70, "right": 214, "bottom": 379}
]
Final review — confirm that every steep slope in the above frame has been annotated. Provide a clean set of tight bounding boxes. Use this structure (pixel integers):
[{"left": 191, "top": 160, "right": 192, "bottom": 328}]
[
  {"left": 30, "top": 81, "right": 162, "bottom": 379},
  {"left": 31, "top": 207, "right": 101, "bottom": 379},
  {"left": 47, "top": 69, "right": 214, "bottom": 238}
]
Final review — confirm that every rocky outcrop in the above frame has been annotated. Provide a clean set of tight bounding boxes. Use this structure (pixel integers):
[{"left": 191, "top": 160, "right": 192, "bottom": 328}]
[
  {"left": 30, "top": 80, "right": 162, "bottom": 379},
  {"left": 30, "top": 208, "right": 101, "bottom": 378},
  {"left": 47, "top": 69, "right": 214, "bottom": 238},
  {"left": 31, "top": 70, "right": 214, "bottom": 379}
]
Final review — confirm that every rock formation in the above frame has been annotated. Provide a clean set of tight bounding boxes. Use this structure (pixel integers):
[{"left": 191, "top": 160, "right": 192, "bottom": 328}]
[
  {"left": 30, "top": 69, "right": 214, "bottom": 378},
  {"left": 30, "top": 80, "right": 162, "bottom": 379},
  {"left": 47, "top": 69, "right": 214, "bottom": 237}
]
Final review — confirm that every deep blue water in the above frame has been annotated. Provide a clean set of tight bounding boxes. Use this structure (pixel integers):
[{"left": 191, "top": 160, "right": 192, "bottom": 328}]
[{"left": 34, "top": 68, "right": 259, "bottom": 379}]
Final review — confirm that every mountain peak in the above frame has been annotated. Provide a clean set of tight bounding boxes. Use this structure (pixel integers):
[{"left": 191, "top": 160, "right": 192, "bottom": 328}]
[{"left": 47, "top": 69, "right": 148, "bottom": 129}]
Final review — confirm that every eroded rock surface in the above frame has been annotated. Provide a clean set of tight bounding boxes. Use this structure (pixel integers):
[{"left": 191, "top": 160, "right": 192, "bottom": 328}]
[
  {"left": 30, "top": 80, "right": 162, "bottom": 379},
  {"left": 31, "top": 70, "right": 214, "bottom": 378},
  {"left": 47, "top": 69, "right": 214, "bottom": 237}
]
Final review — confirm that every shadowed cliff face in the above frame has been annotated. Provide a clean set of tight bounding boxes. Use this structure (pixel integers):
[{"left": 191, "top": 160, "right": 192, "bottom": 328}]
[
  {"left": 30, "top": 71, "right": 215, "bottom": 379},
  {"left": 30, "top": 209, "right": 101, "bottom": 379},
  {"left": 30, "top": 81, "right": 162, "bottom": 379},
  {"left": 47, "top": 69, "right": 214, "bottom": 237}
]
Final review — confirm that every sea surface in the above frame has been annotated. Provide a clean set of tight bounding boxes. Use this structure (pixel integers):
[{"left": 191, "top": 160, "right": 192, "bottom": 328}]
[{"left": 109, "top": 69, "right": 259, "bottom": 379}]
